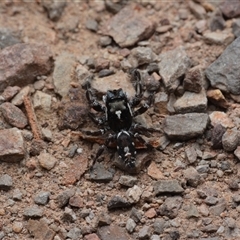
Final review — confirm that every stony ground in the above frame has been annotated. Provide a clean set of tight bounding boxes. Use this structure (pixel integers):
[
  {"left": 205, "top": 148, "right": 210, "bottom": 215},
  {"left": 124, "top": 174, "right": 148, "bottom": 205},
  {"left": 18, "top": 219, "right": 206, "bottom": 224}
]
[{"left": 1, "top": 1, "right": 240, "bottom": 240}]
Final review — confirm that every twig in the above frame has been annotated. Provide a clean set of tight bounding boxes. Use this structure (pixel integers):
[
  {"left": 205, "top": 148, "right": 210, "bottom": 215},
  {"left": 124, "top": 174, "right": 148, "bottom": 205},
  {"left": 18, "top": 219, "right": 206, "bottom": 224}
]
[{"left": 23, "top": 95, "right": 42, "bottom": 140}]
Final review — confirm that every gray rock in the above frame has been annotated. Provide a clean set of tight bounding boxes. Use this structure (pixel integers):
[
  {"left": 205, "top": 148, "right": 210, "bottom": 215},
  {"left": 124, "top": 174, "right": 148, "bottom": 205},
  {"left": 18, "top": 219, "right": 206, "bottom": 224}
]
[
  {"left": 187, "top": 203, "right": 199, "bottom": 218},
  {"left": 196, "top": 164, "right": 209, "bottom": 174},
  {"left": 56, "top": 15, "right": 79, "bottom": 32},
  {"left": 153, "top": 218, "right": 166, "bottom": 234},
  {"left": 0, "top": 43, "right": 53, "bottom": 92},
  {"left": 126, "top": 218, "right": 136, "bottom": 233},
  {"left": 163, "top": 113, "right": 209, "bottom": 141},
  {"left": 222, "top": 128, "right": 239, "bottom": 152},
  {"left": 23, "top": 205, "right": 43, "bottom": 218},
  {"left": 126, "top": 185, "right": 142, "bottom": 203},
  {"left": 185, "top": 145, "right": 198, "bottom": 164},
  {"left": 201, "top": 224, "right": 219, "bottom": 233},
  {"left": 1, "top": 86, "right": 20, "bottom": 101},
  {"left": 89, "top": 163, "right": 113, "bottom": 182},
  {"left": 209, "top": 201, "right": 226, "bottom": 216},
  {"left": 85, "top": 19, "right": 98, "bottom": 32},
  {"left": 98, "top": 225, "right": 131, "bottom": 240},
  {"left": 98, "top": 69, "right": 114, "bottom": 78},
  {"left": 53, "top": 52, "right": 76, "bottom": 97},
  {"left": 232, "top": 19, "right": 240, "bottom": 37},
  {"left": 38, "top": 152, "right": 57, "bottom": 170},
  {"left": 188, "top": 0, "right": 206, "bottom": 19},
  {"left": 34, "top": 191, "right": 51, "bottom": 205},
  {"left": 211, "top": 124, "right": 226, "bottom": 149},
  {"left": 173, "top": 89, "right": 207, "bottom": 113},
  {"left": 41, "top": 0, "right": 66, "bottom": 21},
  {"left": 205, "top": 196, "right": 218, "bottom": 206},
  {"left": 158, "top": 196, "right": 183, "bottom": 219},
  {"left": 12, "top": 188, "right": 23, "bottom": 201},
  {"left": 101, "top": 3, "right": 155, "bottom": 47},
  {"left": 225, "top": 217, "right": 236, "bottom": 229},
  {"left": 151, "top": 235, "right": 161, "bottom": 240},
  {"left": 203, "top": 30, "right": 234, "bottom": 45},
  {"left": 183, "top": 65, "right": 204, "bottom": 93},
  {"left": 234, "top": 146, "right": 240, "bottom": 161},
  {"left": 232, "top": 194, "right": 240, "bottom": 203},
  {"left": 220, "top": 0, "right": 240, "bottom": 18},
  {"left": 128, "top": 47, "right": 157, "bottom": 68},
  {"left": 183, "top": 167, "right": 201, "bottom": 187},
  {"left": 99, "top": 36, "right": 112, "bottom": 47},
  {"left": 33, "top": 91, "right": 52, "bottom": 112},
  {"left": 67, "top": 227, "right": 82, "bottom": 240},
  {"left": 0, "top": 28, "right": 21, "bottom": 49},
  {"left": 130, "top": 207, "right": 143, "bottom": 223},
  {"left": 153, "top": 179, "right": 184, "bottom": 195},
  {"left": 0, "top": 174, "right": 13, "bottom": 191},
  {"left": 107, "top": 195, "right": 132, "bottom": 210},
  {"left": 11, "top": 86, "right": 31, "bottom": 106},
  {"left": 56, "top": 189, "right": 75, "bottom": 208},
  {"left": 209, "top": 10, "right": 225, "bottom": 31},
  {"left": 97, "top": 211, "right": 111, "bottom": 226},
  {"left": 119, "top": 175, "right": 138, "bottom": 187},
  {"left": 139, "top": 225, "right": 152, "bottom": 240},
  {"left": 0, "top": 232, "right": 4, "bottom": 240},
  {"left": 0, "top": 128, "right": 25, "bottom": 162},
  {"left": 159, "top": 46, "right": 191, "bottom": 92},
  {"left": 62, "top": 207, "right": 76, "bottom": 223},
  {"left": 0, "top": 102, "right": 28, "bottom": 128},
  {"left": 205, "top": 37, "right": 240, "bottom": 94}
]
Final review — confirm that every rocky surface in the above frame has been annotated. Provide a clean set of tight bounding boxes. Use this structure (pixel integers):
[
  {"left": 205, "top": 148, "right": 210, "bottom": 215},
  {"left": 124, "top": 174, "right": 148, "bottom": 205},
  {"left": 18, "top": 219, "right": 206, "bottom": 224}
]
[{"left": 1, "top": 1, "right": 240, "bottom": 240}]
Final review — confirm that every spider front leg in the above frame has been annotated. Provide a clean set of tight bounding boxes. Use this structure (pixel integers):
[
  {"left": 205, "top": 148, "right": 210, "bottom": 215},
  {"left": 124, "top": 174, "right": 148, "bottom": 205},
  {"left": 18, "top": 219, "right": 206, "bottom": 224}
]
[
  {"left": 130, "top": 69, "right": 143, "bottom": 107},
  {"left": 88, "top": 112, "right": 106, "bottom": 126},
  {"left": 86, "top": 81, "right": 105, "bottom": 113},
  {"left": 132, "top": 91, "right": 155, "bottom": 117}
]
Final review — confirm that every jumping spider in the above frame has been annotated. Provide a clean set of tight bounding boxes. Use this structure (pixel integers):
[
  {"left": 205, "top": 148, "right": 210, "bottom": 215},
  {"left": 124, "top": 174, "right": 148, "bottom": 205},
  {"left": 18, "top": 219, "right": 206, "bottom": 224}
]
[{"left": 83, "top": 69, "right": 155, "bottom": 169}]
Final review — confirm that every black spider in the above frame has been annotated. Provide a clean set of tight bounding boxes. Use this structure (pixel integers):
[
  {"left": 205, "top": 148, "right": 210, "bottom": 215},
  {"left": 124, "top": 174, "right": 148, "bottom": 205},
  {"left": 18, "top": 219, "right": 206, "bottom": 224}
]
[{"left": 83, "top": 69, "right": 155, "bottom": 169}]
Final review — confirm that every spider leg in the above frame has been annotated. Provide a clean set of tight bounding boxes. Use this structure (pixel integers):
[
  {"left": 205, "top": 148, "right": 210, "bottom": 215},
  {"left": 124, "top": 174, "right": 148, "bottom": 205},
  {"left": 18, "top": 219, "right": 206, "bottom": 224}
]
[
  {"left": 132, "top": 91, "right": 155, "bottom": 117},
  {"left": 133, "top": 132, "right": 153, "bottom": 149},
  {"left": 130, "top": 123, "right": 161, "bottom": 137},
  {"left": 129, "top": 69, "right": 143, "bottom": 107},
  {"left": 88, "top": 112, "right": 106, "bottom": 126},
  {"left": 91, "top": 133, "right": 116, "bottom": 168},
  {"left": 86, "top": 81, "right": 105, "bottom": 112}
]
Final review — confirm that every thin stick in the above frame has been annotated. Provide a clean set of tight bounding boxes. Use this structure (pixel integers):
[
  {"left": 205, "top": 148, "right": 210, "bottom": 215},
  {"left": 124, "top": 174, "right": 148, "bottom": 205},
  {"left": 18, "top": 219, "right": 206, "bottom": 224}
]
[{"left": 23, "top": 95, "right": 42, "bottom": 140}]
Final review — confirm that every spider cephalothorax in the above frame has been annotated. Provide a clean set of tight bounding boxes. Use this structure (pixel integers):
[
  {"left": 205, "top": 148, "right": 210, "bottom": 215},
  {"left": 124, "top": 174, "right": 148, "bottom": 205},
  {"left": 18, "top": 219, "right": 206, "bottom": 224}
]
[
  {"left": 104, "top": 88, "right": 133, "bottom": 132},
  {"left": 83, "top": 69, "right": 155, "bottom": 170}
]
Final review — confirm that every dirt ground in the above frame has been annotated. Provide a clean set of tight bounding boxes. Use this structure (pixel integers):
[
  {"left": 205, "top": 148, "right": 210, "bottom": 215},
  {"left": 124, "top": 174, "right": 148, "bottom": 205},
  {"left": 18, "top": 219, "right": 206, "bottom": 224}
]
[{"left": 0, "top": 1, "right": 240, "bottom": 240}]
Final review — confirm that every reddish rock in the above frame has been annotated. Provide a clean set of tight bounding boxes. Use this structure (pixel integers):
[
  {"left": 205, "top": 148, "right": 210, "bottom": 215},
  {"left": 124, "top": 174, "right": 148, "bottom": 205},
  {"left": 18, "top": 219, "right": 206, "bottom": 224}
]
[
  {"left": 1, "top": 86, "right": 21, "bottom": 101},
  {"left": 84, "top": 233, "right": 100, "bottom": 240},
  {"left": 101, "top": 3, "right": 155, "bottom": 47},
  {"left": 183, "top": 65, "right": 204, "bottom": 93},
  {"left": 144, "top": 208, "right": 157, "bottom": 219},
  {"left": 26, "top": 219, "right": 55, "bottom": 240},
  {"left": 221, "top": 0, "right": 240, "bottom": 18},
  {"left": 147, "top": 162, "right": 164, "bottom": 180},
  {"left": 62, "top": 155, "right": 88, "bottom": 185},
  {"left": 0, "top": 102, "right": 28, "bottom": 128},
  {"left": 0, "top": 128, "right": 25, "bottom": 162},
  {"left": 0, "top": 43, "right": 53, "bottom": 92},
  {"left": 69, "top": 195, "right": 84, "bottom": 208},
  {"left": 98, "top": 225, "right": 131, "bottom": 240}
]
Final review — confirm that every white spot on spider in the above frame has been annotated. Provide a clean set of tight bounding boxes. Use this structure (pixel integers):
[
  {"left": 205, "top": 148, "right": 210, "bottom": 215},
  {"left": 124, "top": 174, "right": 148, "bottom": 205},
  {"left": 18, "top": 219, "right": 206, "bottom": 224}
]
[
  {"left": 124, "top": 146, "right": 129, "bottom": 153},
  {"left": 115, "top": 110, "right": 121, "bottom": 119}
]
